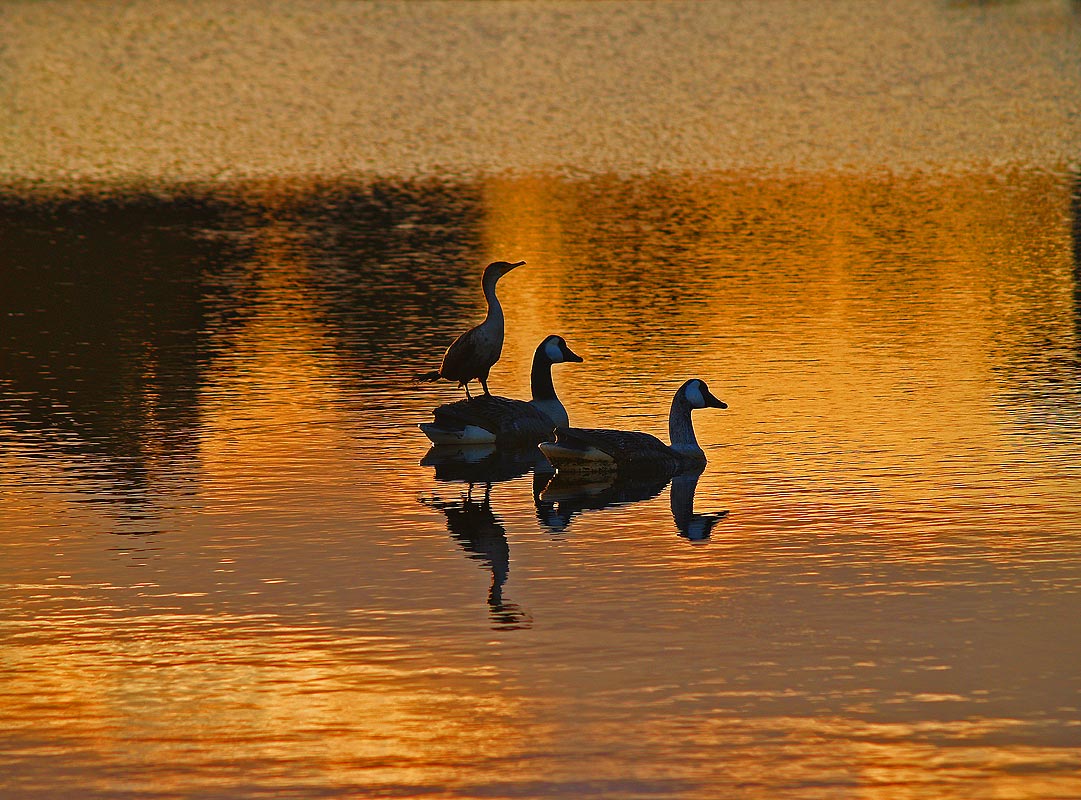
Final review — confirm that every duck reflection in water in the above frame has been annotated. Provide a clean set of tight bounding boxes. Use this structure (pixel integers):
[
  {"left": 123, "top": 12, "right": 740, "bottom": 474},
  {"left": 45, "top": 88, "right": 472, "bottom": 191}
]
[
  {"left": 420, "top": 446, "right": 539, "bottom": 630},
  {"left": 538, "top": 467, "right": 727, "bottom": 541}
]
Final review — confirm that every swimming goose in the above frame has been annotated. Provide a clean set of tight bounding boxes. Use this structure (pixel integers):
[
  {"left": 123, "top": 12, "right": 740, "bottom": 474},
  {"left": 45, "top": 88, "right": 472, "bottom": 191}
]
[
  {"left": 419, "top": 335, "right": 583, "bottom": 445},
  {"left": 416, "top": 260, "right": 525, "bottom": 397},
  {"left": 539, "top": 378, "right": 727, "bottom": 475}
]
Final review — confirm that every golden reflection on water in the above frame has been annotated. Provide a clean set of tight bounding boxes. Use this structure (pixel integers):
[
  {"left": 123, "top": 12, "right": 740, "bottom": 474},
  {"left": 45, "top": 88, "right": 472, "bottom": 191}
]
[
  {"left": 2, "top": 167, "right": 1081, "bottom": 797},
  {"left": 195, "top": 215, "right": 351, "bottom": 505},
  {"left": 482, "top": 170, "right": 1078, "bottom": 504}
]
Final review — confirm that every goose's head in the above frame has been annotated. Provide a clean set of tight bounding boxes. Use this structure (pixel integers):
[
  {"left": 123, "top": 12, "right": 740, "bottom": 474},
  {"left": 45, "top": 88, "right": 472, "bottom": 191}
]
[
  {"left": 540, "top": 335, "right": 584, "bottom": 364},
  {"left": 483, "top": 260, "right": 526, "bottom": 282},
  {"left": 681, "top": 379, "right": 728, "bottom": 410}
]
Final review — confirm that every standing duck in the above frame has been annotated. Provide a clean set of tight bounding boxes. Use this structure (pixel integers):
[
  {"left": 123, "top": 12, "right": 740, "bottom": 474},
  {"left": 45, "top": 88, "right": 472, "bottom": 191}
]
[
  {"left": 539, "top": 379, "right": 728, "bottom": 475},
  {"left": 416, "top": 260, "right": 525, "bottom": 397},
  {"left": 419, "top": 335, "right": 583, "bottom": 445}
]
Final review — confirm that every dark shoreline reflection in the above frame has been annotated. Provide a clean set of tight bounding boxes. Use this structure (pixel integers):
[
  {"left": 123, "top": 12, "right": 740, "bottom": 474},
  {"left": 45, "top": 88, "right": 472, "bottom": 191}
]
[
  {"left": 0, "top": 194, "right": 241, "bottom": 532},
  {"left": 1073, "top": 169, "right": 1081, "bottom": 371},
  {"left": 990, "top": 171, "right": 1081, "bottom": 452},
  {"left": 0, "top": 181, "right": 486, "bottom": 532},
  {"left": 974, "top": 171, "right": 1081, "bottom": 454}
]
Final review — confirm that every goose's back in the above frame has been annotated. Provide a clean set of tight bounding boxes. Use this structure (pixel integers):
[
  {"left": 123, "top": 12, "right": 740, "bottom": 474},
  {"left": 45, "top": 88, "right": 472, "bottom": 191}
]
[
  {"left": 550, "top": 427, "right": 682, "bottom": 472},
  {"left": 434, "top": 395, "right": 555, "bottom": 443}
]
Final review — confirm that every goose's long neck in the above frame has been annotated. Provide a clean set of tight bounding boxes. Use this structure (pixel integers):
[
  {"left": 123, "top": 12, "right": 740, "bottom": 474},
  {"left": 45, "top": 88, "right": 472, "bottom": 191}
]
[
  {"left": 481, "top": 274, "right": 505, "bottom": 331},
  {"left": 529, "top": 347, "right": 569, "bottom": 426},
  {"left": 668, "top": 394, "right": 702, "bottom": 454},
  {"left": 530, "top": 350, "right": 556, "bottom": 401}
]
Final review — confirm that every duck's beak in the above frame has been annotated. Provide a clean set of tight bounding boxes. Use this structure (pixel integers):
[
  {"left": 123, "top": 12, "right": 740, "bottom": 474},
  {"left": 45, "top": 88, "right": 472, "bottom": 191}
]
[
  {"left": 563, "top": 343, "right": 584, "bottom": 363},
  {"left": 704, "top": 388, "right": 728, "bottom": 409}
]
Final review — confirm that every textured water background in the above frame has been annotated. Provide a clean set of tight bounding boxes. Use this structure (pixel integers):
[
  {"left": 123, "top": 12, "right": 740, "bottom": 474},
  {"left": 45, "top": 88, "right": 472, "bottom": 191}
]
[{"left": 2, "top": 0, "right": 1081, "bottom": 184}]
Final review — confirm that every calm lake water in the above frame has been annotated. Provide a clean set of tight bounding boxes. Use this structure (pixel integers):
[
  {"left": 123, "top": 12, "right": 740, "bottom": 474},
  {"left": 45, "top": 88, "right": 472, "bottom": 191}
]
[{"left": 3, "top": 2, "right": 1081, "bottom": 799}]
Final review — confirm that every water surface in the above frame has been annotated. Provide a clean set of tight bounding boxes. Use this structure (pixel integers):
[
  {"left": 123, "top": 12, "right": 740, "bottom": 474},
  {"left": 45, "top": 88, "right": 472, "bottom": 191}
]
[
  {"left": 3, "top": 169, "right": 1080, "bottom": 798},
  {"left": 3, "top": 0, "right": 1081, "bottom": 184}
]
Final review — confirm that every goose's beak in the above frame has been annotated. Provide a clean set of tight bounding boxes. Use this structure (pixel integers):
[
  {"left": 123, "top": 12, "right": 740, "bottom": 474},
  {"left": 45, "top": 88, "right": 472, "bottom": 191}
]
[
  {"left": 704, "top": 389, "right": 728, "bottom": 409},
  {"left": 563, "top": 344, "right": 584, "bottom": 363}
]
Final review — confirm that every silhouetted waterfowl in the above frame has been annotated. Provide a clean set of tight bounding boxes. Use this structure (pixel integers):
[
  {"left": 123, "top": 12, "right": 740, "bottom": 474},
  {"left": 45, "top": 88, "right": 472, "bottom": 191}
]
[
  {"left": 539, "top": 379, "right": 727, "bottom": 475},
  {"left": 419, "top": 335, "right": 582, "bottom": 445},
  {"left": 416, "top": 260, "right": 525, "bottom": 398}
]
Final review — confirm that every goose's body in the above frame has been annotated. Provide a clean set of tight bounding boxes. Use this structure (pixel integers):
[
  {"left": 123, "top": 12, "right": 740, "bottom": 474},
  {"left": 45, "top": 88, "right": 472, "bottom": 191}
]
[
  {"left": 420, "top": 335, "right": 582, "bottom": 445},
  {"left": 416, "top": 260, "right": 524, "bottom": 397},
  {"left": 539, "top": 379, "right": 727, "bottom": 475}
]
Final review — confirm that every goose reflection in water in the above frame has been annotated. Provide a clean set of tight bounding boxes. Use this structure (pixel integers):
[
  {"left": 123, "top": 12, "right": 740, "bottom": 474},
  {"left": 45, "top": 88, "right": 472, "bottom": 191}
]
[
  {"left": 420, "top": 443, "right": 552, "bottom": 485},
  {"left": 538, "top": 468, "right": 727, "bottom": 541},
  {"left": 669, "top": 471, "right": 729, "bottom": 542},
  {"left": 419, "top": 446, "right": 539, "bottom": 630}
]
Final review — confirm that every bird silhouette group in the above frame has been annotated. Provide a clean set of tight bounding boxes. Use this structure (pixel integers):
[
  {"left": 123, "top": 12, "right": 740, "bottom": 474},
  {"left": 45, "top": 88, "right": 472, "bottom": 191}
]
[
  {"left": 417, "top": 260, "right": 728, "bottom": 478},
  {"left": 416, "top": 260, "right": 729, "bottom": 626}
]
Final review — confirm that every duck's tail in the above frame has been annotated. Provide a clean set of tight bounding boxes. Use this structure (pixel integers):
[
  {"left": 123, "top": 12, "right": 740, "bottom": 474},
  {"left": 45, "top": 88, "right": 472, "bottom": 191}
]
[{"left": 415, "top": 370, "right": 442, "bottom": 384}]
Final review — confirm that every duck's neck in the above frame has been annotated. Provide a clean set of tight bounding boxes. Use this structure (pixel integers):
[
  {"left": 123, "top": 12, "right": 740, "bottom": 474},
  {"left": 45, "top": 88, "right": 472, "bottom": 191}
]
[
  {"left": 668, "top": 394, "right": 704, "bottom": 457},
  {"left": 481, "top": 273, "right": 505, "bottom": 330}
]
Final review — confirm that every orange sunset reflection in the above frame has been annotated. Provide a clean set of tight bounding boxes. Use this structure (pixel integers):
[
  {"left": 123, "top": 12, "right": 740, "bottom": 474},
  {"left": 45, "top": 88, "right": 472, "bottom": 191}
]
[{"left": 478, "top": 170, "right": 1079, "bottom": 517}]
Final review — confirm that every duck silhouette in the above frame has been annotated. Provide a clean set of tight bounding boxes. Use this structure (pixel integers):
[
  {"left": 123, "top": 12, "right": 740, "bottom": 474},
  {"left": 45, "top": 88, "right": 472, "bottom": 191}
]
[
  {"left": 416, "top": 260, "right": 524, "bottom": 398},
  {"left": 540, "top": 379, "right": 727, "bottom": 476}
]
